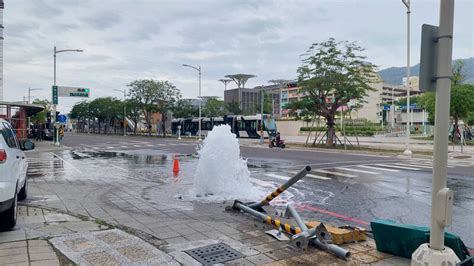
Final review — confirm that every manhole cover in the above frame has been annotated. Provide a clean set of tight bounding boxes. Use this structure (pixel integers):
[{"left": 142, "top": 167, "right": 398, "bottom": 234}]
[{"left": 184, "top": 243, "right": 244, "bottom": 265}]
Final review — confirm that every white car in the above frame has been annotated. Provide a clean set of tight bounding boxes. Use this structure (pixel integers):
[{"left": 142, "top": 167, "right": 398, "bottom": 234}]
[{"left": 0, "top": 119, "right": 28, "bottom": 229}]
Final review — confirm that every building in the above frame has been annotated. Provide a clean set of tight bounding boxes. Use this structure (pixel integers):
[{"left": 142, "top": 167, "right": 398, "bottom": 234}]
[
  {"left": 184, "top": 96, "right": 221, "bottom": 108},
  {"left": 402, "top": 76, "right": 420, "bottom": 91},
  {"left": 224, "top": 86, "right": 281, "bottom": 116}
]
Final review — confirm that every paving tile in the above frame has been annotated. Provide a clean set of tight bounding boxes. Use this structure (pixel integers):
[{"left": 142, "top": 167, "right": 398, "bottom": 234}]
[
  {"left": 183, "top": 232, "right": 208, "bottom": 242},
  {"left": 27, "top": 240, "right": 50, "bottom": 247},
  {"left": 0, "top": 247, "right": 27, "bottom": 257},
  {"left": 28, "top": 246, "right": 53, "bottom": 254},
  {"left": 0, "top": 254, "right": 29, "bottom": 264},
  {"left": 2, "top": 261, "right": 29, "bottom": 266},
  {"left": 83, "top": 251, "right": 120, "bottom": 265},
  {"left": 29, "top": 252, "right": 58, "bottom": 261},
  {"left": 0, "top": 241, "right": 27, "bottom": 250},
  {"left": 0, "top": 230, "right": 26, "bottom": 243},
  {"left": 165, "top": 237, "right": 189, "bottom": 245},
  {"left": 246, "top": 253, "right": 274, "bottom": 265},
  {"left": 225, "top": 257, "right": 256, "bottom": 265}
]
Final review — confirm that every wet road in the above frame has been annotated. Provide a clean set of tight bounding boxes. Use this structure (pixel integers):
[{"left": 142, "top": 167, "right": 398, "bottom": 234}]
[{"left": 26, "top": 133, "right": 474, "bottom": 247}]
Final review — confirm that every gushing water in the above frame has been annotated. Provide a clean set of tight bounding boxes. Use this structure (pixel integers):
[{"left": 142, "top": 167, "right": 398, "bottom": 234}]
[{"left": 194, "top": 125, "right": 260, "bottom": 200}]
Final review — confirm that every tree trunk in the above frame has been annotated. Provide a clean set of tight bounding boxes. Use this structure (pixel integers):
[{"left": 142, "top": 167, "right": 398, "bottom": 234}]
[
  {"left": 326, "top": 115, "right": 336, "bottom": 147},
  {"left": 162, "top": 113, "right": 167, "bottom": 138}
]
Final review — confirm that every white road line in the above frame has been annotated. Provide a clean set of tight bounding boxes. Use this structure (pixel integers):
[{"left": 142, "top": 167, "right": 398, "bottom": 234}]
[
  {"left": 411, "top": 161, "right": 455, "bottom": 168},
  {"left": 133, "top": 145, "right": 141, "bottom": 147},
  {"left": 395, "top": 162, "right": 432, "bottom": 169},
  {"left": 357, "top": 165, "right": 400, "bottom": 172},
  {"left": 107, "top": 146, "right": 114, "bottom": 149},
  {"left": 265, "top": 173, "right": 290, "bottom": 181},
  {"left": 335, "top": 167, "right": 380, "bottom": 175},
  {"left": 289, "top": 171, "right": 331, "bottom": 180},
  {"left": 49, "top": 152, "right": 82, "bottom": 174},
  {"left": 120, "top": 146, "right": 128, "bottom": 148},
  {"left": 313, "top": 169, "right": 357, "bottom": 178},
  {"left": 374, "top": 164, "right": 420, "bottom": 171},
  {"left": 146, "top": 144, "right": 154, "bottom": 147}
]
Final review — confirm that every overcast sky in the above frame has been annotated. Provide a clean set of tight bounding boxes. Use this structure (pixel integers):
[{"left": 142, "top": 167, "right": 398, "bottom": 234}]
[{"left": 3, "top": 0, "right": 474, "bottom": 113}]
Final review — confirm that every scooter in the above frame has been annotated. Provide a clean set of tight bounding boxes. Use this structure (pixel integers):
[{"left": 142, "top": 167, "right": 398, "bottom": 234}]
[{"left": 269, "top": 138, "right": 286, "bottom": 149}]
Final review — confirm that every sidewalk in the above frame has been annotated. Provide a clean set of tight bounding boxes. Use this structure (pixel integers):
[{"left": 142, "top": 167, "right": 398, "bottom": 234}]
[
  {"left": 0, "top": 204, "right": 410, "bottom": 265},
  {"left": 26, "top": 141, "right": 71, "bottom": 154},
  {"left": 241, "top": 135, "right": 474, "bottom": 157}
]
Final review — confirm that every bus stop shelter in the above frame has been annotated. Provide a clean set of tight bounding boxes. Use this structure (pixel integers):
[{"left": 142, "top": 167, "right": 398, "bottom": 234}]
[{"left": 0, "top": 101, "right": 45, "bottom": 141}]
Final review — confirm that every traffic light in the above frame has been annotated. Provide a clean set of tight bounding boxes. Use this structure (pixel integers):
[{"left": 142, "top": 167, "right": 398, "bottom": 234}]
[{"left": 56, "top": 111, "right": 60, "bottom": 122}]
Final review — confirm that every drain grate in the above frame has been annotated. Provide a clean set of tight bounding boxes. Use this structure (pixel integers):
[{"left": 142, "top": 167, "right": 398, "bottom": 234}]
[{"left": 184, "top": 243, "right": 244, "bottom": 265}]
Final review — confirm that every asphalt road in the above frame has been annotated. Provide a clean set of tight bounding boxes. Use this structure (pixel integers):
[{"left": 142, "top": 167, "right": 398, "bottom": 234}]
[{"left": 48, "top": 132, "right": 474, "bottom": 247}]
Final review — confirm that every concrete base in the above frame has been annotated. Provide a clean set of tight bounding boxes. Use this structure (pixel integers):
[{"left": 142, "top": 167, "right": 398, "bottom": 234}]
[{"left": 411, "top": 243, "right": 460, "bottom": 266}]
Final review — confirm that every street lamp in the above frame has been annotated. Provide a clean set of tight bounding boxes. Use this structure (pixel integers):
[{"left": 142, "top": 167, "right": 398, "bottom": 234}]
[
  {"left": 183, "top": 64, "right": 202, "bottom": 141},
  {"left": 402, "top": 0, "right": 412, "bottom": 156},
  {"left": 53, "top": 46, "right": 83, "bottom": 145},
  {"left": 28, "top": 88, "right": 43, "bottom": 104},
  {"left": 113, "top": 89, "right": 127, "bottom": 137}
]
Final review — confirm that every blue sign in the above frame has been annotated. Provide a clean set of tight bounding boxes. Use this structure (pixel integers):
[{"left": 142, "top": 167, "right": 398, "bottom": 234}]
[
  {"left": 57, "top": 114, "right": 67, "bottom": 123},
  {"left": 383, "top": 105, "right": 391, "bottom": 111}
]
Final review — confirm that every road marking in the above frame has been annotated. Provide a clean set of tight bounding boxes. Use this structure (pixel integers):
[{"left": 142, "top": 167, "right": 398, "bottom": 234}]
[
  {"left": 335, "top": 167, "right": 380, "bottom": 175},
  {"left": 265, "top": 173, "right": 290, "bottom": 180},
  {"left": 107, "top": 146, "right": 114, "bottom": 149},
  {"left": 146, "top": 144, "right": 154, "bottom": 147},
  {"left": 133, "top": 145, "right": 141, "bottom": 147},
  {"left": 120, "top": 146, "right": 128, "bottom": 148},
  {"left": 374, "top": 164, "right": 420, "bottom": 171},
  {"left": 394, "top": 162, "right": 432, "bottom": 169},
  {"left": 357, "top": 165, "right": 400, "bottom": 172},
  {"left": 313, "top": 169, "right": 357, "bottom": 178},
  {"left": 49, "top": 152, "right": 82, "bottom": 174},
  {"left": 289, "top": 171, "right": 331, "bottom": 180}
]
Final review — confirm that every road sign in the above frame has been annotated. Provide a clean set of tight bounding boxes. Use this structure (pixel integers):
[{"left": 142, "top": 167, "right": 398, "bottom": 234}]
[
  {"left": 52, "top": 85, "right": 58, "bottom": 104},
  {"left": 383, "top": 105, "right": 391, "bottom": 111},
  {"left": 57, "top": 114, "right": 67, "bottom": 123},
  {"left": 419, "top": 24, "right": 439, "bottom": 92},
  {"left": 58, "top": 86, "right": 90, "bottom": 97}
]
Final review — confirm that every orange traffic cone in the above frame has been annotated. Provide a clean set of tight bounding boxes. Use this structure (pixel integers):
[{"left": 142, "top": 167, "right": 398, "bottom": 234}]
[{"left": 173, "top": 155, "right": 180, "bottom": 174}]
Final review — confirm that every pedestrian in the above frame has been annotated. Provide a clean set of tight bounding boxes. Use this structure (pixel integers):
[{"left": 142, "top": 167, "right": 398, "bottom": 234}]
[
  {"left": 464, "top": 123, "right": 472, "bottom": 141},
  {"left": 34, "top": 123, "right": 40, "bottom": 141}
]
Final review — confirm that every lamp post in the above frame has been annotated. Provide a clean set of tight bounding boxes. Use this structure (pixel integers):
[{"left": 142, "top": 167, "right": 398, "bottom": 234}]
[
  {"left": 28, "top": 88, "right": 43, "bottom": 104},
  {"left": 183, "top": 64, "right": 202, "bottom": 140},
  {"left": 402, "top": 0, "right": 412, "bottom": 156},
  {"left": 53, "top": 46, "right": 83, "bottom": 145},
  {"left": 113, "top": 89, "right": 127, "bottom": 136}
]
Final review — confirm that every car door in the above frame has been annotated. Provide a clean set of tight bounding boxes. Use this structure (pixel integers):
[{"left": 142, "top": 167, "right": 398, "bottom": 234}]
[
  {"left": 9, "top": 125, "right": 27, "bottom": 184},
  {"left": 2, "top": 122, "right": 22, "bottom": 188}
]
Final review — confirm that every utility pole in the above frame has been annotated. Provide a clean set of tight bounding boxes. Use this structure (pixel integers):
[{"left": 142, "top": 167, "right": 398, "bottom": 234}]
[
  {"left": 412, "top": 0, "right": 460, "bottom": 264},
  {"left": 183, "top": 64, "right": 202, "bottom": 140},
  {"left": 260, "top": 86, "right": 264, "bottom": 144},
  {"left": 402, "top": 0, "right": 412, "bottom": 156}
]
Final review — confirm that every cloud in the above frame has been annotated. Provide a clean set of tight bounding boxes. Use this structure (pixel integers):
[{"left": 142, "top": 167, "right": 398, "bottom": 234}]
[{"left": 2, "top": 0, "right": 473, "bottom": 114}]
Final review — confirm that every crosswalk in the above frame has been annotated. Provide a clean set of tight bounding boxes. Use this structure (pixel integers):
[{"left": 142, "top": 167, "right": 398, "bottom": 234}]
[{"left": 262, "top": 158, "right": 473, "bottom": 182}]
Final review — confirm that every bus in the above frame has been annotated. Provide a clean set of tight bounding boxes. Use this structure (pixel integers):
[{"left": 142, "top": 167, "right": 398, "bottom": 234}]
[{"left": 171, "top": 114, "right": 276, "bottom": 139}]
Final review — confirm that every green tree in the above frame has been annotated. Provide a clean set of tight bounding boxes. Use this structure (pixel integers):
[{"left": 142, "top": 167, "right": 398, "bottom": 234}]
[
  {"left": 30, "top": 99, "right": 51, "bottom": 124},
  {"left": 128, "top": 79, "right": 160, "bottom": 136},
  {"left": 69, "top": 100, "right": 90, "bottom": 132},
  {"left": 294, "top": 38, "right": 378, "bottom": 146},
  {"left": 125, "top": 98, "right": 141, "bottom": 134},
  {"left": 155, "top": 80, "right": 181, "bottom": 137},
  {"left": 225, "top": 101, "right": 242, "bottom": 115},
  {"left": 203, "top": 98, "right": 225, "bottom": 117},
  {"left": 172, "top": 99, "right": 198, "bottom": 118}
]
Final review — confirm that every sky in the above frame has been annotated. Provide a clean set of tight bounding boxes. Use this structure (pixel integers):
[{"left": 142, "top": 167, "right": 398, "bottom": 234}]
[{"left": 3, "top": 0, "right": 474, "bottom": 113}]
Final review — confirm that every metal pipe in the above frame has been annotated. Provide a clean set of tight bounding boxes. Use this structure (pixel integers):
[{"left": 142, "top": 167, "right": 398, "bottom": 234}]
[
  {"left": 310, "top": 238, "right": 351, "bottom": 260},
  {"left": 233, "top": 201, "right": 350, "bottom": 260},
  {"left": 286, "top": 204, "right": 308, "bottom": 231},
  {"left": 248, "top": 166, "right": 311, "bottom": 209}
]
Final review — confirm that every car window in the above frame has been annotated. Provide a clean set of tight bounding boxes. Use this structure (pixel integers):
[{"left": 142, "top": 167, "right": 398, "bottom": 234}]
[{"left": 1, "top": 122, "right": 19, "bottom": 149}]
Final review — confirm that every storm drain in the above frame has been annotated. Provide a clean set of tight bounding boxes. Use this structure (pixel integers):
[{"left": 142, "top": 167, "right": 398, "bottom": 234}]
[{"left": 184, "top": 243, "right": 244, "bottom": 265}]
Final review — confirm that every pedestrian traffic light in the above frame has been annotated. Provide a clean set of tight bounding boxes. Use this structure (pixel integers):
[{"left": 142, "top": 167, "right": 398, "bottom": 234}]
[{"left": 55, "top": 111, "right": 60, "bottom": 122}]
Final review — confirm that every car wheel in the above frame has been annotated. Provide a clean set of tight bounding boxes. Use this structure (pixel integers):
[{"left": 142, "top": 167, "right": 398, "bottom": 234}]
[
  {"left": 18, "top": 178, "right": 28, "bottom": 201},
  {"left": 0, "top": 190, "right": 18, "bottom": 230}
]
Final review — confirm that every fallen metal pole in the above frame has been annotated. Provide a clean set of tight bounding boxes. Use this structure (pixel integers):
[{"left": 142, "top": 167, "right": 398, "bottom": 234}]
[
  {"left": 233, "top": 201, "right": 351, "bottom": 260},
  {"left": 248, "top": 166, "right": 311, "bottom": 210}
]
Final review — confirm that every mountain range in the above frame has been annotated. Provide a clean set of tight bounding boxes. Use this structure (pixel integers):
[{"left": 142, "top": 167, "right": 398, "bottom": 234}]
[{"left": 378, "top": 57, "right": 474, "bottom": 85}]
